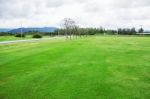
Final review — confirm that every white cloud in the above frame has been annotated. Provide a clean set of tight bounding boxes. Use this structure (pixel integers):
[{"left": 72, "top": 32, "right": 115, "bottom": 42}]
[{"left": 0, "top": 0, "right": 149, "bottom": 29}]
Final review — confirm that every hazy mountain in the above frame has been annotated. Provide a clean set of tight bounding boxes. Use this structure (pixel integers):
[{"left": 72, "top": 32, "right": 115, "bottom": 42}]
[
  {"left": 8, "top": 27, "right": 57, "bottom": 33},
  {"left": 0, "top": 28, "right": 12, "bottom": 32}
]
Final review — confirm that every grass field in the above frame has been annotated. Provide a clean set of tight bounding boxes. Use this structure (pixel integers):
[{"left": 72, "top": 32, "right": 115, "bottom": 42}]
[
  {"left": 0, "top": 36, "right": 150, "bottom": 99},
  {"left": 0, "top": 35, "right": 52, "bottom": 42},
  {"left": 0, "top": 35, "right": 33, "bottom": 41}
]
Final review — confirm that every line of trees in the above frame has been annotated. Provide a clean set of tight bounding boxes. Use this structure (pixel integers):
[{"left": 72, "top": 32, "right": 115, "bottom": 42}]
[
  {"left": 54, "top": 18, "right": 111, "bottom": 39},
  {"left": 54, "top": 27, "right": 145, "bottom": 37},
  {"left": 0, "top": 18, "right": 145, "bottom": 37},
  {"left": 54, "top": 26, "right": 144, "bottom": 38},
  {"left": 0, "top": 27, "right": 145, "bottom": 37},
  {"left": 0, "top": 32, "right": 14, "bottom": 36},
  {"left": 52, "top": 18, "right": 145, "bottom": 39},
  {"left": 55, "top": 27, "right": 105, "bottom": 35},
  {"left": 117, "top": 27, "right": 137, "bottom": 35}
]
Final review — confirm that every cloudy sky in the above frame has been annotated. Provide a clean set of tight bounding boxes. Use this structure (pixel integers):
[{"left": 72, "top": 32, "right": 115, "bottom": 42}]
[{"left": 0, "top": 0, "right": 149, "bottom": 29}]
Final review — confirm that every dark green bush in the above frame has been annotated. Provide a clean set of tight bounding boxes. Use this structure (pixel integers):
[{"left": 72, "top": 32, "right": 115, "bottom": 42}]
[
  {"left": 15, "top": 33, "right": 26, "bottom": 38},
  {"left": 32, "top": 33, "right": 42, "bottom": 38},
  {"left": 0, "top": 32, "right": 13, "bottom": 36}
]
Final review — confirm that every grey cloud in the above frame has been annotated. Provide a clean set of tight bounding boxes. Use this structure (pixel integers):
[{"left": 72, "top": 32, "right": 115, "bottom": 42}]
[
  {"left": 112, "top": 0, "right": 150, "bottom": 9},
  {"left": 46, "top": 0, "right": 67, "bottom": 8},
  {"left": 0, "top": 0, "right": 66, "bottom": 19},
  {"left": 0, "top": 0, "right": 149, "bottom": 29},
  {"left": 0, "top": 0, "right": 35, "bottom": 19},
  {"left": 46, "top": 0, "right": 87, "bottom": 8},
  {"left": 84, "top": 2, "right": 103, "bottom": 13}
]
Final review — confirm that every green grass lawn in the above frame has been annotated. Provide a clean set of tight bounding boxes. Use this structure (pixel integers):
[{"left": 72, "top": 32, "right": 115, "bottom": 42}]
[
  {"left": 0, "top": 35, "right": 33, "bottom": 41},
  {"left": 0, "top": 35, "right": 52, "bottom": 42},
  {"left": 0, "top": 36, "right": 150, "bottom": 99}
]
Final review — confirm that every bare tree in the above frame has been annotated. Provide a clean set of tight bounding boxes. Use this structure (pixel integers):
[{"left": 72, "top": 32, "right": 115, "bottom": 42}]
[
  {"left": 62, "top": 18, "right": 76, "bottom": 40},
  {"left": 74, "top": 25, "right": 79, "bottom": 39}
]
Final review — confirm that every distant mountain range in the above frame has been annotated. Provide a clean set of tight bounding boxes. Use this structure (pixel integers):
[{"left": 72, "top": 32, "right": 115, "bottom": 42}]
[
  {"left": 0, "top": 27, "right": 57, "bottom": 33},
  {"left": 0, "top": 28, "right": 13, "bottom": 32}
]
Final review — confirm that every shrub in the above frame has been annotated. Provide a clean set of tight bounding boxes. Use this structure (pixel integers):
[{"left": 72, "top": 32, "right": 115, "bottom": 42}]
[
  {"left": 32, "top": 33, "right": 42, "bottom": 38},
  {"left": 15, "top": 33, "right": 26, "bottom": 38}
]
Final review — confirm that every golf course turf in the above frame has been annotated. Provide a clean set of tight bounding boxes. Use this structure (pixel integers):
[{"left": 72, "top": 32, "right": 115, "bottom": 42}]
[{"left": 0, "top": 36, "right": 150, "bottom": 99}]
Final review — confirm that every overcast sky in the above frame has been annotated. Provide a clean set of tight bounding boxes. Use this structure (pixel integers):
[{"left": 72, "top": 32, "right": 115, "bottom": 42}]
[{"left": 0, "top": 0, "right": 149, "bottom": 29}]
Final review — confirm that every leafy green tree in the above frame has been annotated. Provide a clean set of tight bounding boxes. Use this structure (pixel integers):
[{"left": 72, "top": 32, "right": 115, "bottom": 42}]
[
  {"left": 130, "top": 27, "right": 137, "bottom": 35},
  {"left": 138, "top": 28, "right": 144, "bottom": 33}
]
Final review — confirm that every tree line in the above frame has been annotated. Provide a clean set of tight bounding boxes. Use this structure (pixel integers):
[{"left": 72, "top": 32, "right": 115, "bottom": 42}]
[
  {"left": 52, "top": 18, "right": 145, "bottom": 39},
  {"left": 0, "top": 18, "right": 145, "bottom": 38}
]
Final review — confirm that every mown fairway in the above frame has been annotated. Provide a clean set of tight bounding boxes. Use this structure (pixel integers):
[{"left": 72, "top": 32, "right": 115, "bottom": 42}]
[
  {"left": 0, "top": 36, "right": 150, "bottom": 99},
  {"left": 0, "top": 35, "right": 51, "bottom": 42},
  {"left": 0, "top": 36, "right": 32, "bottom": 41}
]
